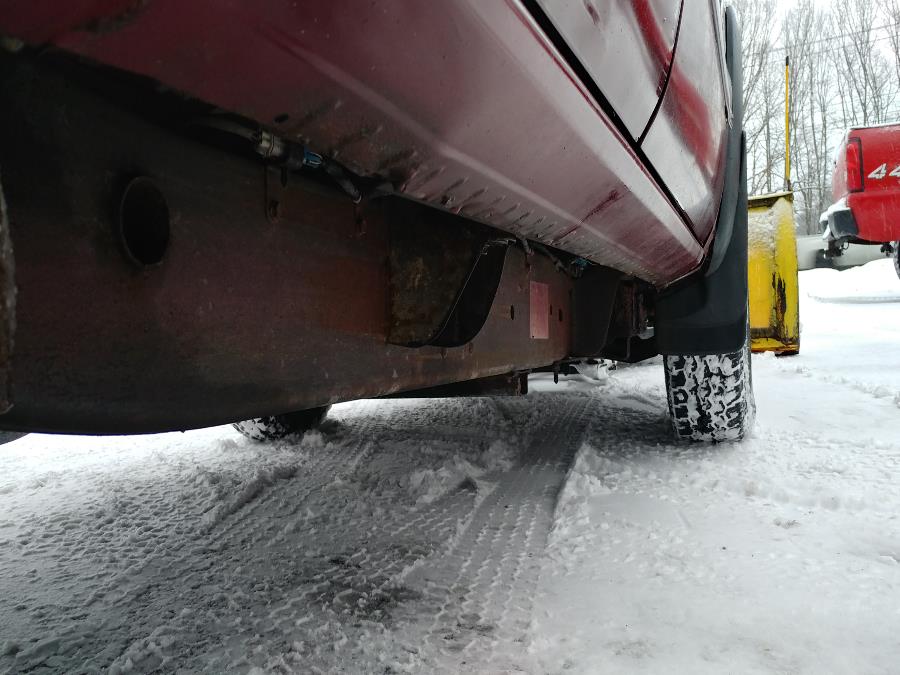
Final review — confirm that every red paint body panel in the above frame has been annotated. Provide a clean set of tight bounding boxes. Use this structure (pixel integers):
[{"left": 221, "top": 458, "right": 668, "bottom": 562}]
[
  {"left": 534, "top": 0, "right": 682, "bottom": 140},
  {"left": 832, "top": 125, "right": 900, "bottom": 242},
  {"left": 0, "top": 0, "right": 137, "bottom": 40},
  {"left": 831, "top": 134, "right": 853, "bottom": 199},
  {"left": 844, "top": 191, "right": 900, "bottom": 242},
  {"left": 0, "top": 0, "right": 729, "bottom": 285},
  {"left": 640, "top": 0, "right": 729, "bottom": 244}
]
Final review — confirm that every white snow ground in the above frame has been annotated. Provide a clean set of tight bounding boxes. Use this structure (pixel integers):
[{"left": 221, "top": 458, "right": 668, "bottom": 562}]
[{"left": 0, "top": 261, "right": 899, "bottom": 674}]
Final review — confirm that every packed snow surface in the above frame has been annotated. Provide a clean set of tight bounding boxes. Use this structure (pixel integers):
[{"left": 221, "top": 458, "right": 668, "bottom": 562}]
[
  {"left": 805, "top": 258, "right": 900, "bottom": 303},
  {"left": 1, "top": 261, "right": 899, "bottom": 673}
]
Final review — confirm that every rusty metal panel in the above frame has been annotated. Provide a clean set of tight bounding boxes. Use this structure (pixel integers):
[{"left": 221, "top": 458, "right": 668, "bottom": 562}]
[
  {"left": 0, "top": 55, "right": 574, "bottom": 434},
  {"left": 748, "top": 192, "right": 800, "bottom": 355},
  {"left": 0, "top": 1, "right": 704, "bottom": 286},
  {"left": 570, "top": 265, "right": 622, "bottom": 357},
  {"left": 385, "top": 208, "right": 508, "bottom": 348},
  {"left": 382, "top": 372, "right": 528, "bottom": 399},
  {"left": 386, "top": 209, "right": 485, "bottom": 346}
]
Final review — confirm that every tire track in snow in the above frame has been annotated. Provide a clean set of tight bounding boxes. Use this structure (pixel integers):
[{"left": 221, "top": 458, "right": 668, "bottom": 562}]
[
  {"left": 0, "top": 393, "right": 576, "bottom": 673},
  {"left": 99, "top": 401, "right": 384, "bottom": 600},
  {"left": 2, "top": 399, "right": 444, "bottom": 673},
  {"left": 199, "top": 405, "right": 385, "bottom": 551},
  {"left": 4, "top": 402, "right": 395, "bottom": 674},
  {"left": 773, "top": 360, "right": 900, "bottom": 408},
  {"left": 106, "top": 401, "right": 435, "bottom": 669},
  {"left": 399, "top": 395, "right": 593, "bottom": 670},
  {"left": 99, "top": 399, "right": 517, "bottom": 673}
]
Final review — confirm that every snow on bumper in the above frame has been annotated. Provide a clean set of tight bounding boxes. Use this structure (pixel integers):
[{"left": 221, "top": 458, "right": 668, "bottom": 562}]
[{"left": 820, "top": 200, "right": 858, "bottom": 242}]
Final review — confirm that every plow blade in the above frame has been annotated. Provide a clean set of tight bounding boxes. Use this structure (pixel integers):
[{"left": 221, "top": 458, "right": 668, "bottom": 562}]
[{"left": 747, "top": 191, "right": 800, "bottom": 355}]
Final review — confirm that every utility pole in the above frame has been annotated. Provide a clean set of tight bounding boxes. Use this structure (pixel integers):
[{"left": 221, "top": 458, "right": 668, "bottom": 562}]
[{"left": 784, "top": 56, "right": 792, "bottom": 192}]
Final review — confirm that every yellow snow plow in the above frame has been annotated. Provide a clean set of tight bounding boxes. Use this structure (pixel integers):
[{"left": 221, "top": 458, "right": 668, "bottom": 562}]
[{"left": 747, "top": 191, "right": 800, "bottom": 355}]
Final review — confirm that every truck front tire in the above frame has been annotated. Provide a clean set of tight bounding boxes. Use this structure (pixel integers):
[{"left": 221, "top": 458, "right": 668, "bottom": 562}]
[{"left": 664, "top": 334, "right": 755, "bottom": 442}]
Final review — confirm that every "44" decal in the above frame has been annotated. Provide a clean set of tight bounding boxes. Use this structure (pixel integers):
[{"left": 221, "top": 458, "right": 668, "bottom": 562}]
[{"left": 867, "top": 163, "right": 900, "bottom": 180}]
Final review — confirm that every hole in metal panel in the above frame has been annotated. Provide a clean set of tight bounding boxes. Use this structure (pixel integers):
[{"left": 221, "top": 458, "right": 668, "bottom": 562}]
[{"left": 118, "top": 177, "right": 170, "bottom": 267}]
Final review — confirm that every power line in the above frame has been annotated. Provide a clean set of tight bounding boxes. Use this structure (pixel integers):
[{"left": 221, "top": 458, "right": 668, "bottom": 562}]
[
  {"left": 759, "top": 20, "right": 900, "bottom": 54},
  {"left": 753, "top": 31, "right": 900, "bottom": 66}
]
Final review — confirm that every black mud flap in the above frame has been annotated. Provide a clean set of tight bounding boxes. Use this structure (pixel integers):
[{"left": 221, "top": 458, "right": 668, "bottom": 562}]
[
  {"left": 655, "top": 5, "right": 748, "bottom": 357},
  {"left": 0, "top": 173, "right": 13, "bottom": 413}
]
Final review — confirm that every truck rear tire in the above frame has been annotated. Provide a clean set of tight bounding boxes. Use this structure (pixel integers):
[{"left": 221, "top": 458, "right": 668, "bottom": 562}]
[
  {"left": 233, "top": 406, "right": 331, "bottom": 441},
  {"left": 893, "top": 241, "right": 899, "bottom": 280},
  {"left": 664, "top": 335, "right": 755, "bottom": 443},
  {"left": 815, "top": 249, "right": 836, "bottom": 269}
]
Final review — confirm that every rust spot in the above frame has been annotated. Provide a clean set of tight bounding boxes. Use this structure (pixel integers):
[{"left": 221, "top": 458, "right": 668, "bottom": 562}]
[
  {"left": 551, "top": 224, "right": 580, "bottom": 246},
  {"left": 581, "top": 189, "right": 622, "bottom": 223},
  {"left": 500, "top": 203, "right": 520, "bottom": 218},
  {"left": 332, "top": 125, "right": 382, "bottom": 153},
  {"left": 774, "top": 278, "right": 788, "bottom": 339},
  {"left": 514, "top": 210, "right": 533, "bottom": 224},
  {"left": 286, "top": 100, "right": 339, "bottom": 137},
  {"left": 414, "top": 166, "right": 447, "bottom": 196},
  {"left": 376, "top": 148, "right": 418, "bottom": 173},
  {"left": 460, "top": 189, "right": 490, "bottom": 216},
  {"left": 583, "top": 0, "right": 602, "bottom": 27},
  {"left": 475, "top": 195, "right": 506, "bottom": 220},
  {"left": 444, "top": 178, "right": 468, "bottom": 193},
  {"left": 461, "top": 187, "right": 487, "bottom": 206}
]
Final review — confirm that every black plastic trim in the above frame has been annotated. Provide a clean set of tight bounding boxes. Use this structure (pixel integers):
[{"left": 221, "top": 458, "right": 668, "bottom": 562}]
[
  {"left": 848, "top": 137, "right": 865, "bottom": 193},
  {"left": 828, "top": 208, "right": 859, "bottom": 239}
]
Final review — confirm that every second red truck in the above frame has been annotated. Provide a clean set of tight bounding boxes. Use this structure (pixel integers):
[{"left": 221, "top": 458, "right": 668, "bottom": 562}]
[{"left": 823, "top": 123, "right": 900, "bottom": 278}]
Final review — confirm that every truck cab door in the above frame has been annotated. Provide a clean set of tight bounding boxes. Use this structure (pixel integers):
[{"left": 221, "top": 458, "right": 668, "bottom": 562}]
[{"left": 532, "top": 0, "right": 682, "bottom": 141}]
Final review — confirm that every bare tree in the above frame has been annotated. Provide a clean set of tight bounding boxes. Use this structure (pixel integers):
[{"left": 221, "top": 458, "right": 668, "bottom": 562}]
[
  {"left": 782, "top": 2, "right": 835, "bottom": 233},
  {"left": 735, "top": 0, "right": 899, "bottom": 232},
  {"left": 831, "top": 0, "right": 896, "bottom": 125},
  {"left": 733, "top": 0, "right": 783, "bottom": 194},
  {"left": 806, "top": 9, "right": 835, "bottom": 233},
  {"left": 878, "top": 0, "right": 900, "bottom": 90}
]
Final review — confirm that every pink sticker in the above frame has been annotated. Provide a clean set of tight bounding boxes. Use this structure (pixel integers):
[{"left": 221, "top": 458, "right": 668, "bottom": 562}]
[{"left": 530, "top": 281, "right": 549, "bottom": 340}]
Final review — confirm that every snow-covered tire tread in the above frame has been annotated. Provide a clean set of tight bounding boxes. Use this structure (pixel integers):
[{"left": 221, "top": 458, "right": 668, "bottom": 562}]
[
  {"left": 893, "top": 241, "right": 899, "bottom": 280},
  {"left": 664, "top": 343, "right": 755, "bottom": 443},
  {"left": 232, "top": 405, "right": 331, "bottom": 441}
]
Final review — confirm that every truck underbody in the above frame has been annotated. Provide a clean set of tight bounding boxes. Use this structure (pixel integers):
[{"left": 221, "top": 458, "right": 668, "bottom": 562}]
[
  {"left": 0, "top": 53, "right": 665, "bottom": 433},
  {"left": 0, "top": 2, "right": 751, "bottom": 439}
]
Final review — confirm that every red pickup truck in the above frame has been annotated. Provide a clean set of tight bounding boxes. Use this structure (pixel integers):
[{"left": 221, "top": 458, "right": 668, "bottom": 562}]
[
  {"left": 0, "top": 1, "right": 752, "bottom": 442},
  {"left": 823, "top": 123, "right": 900, "bottom": 277}
]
